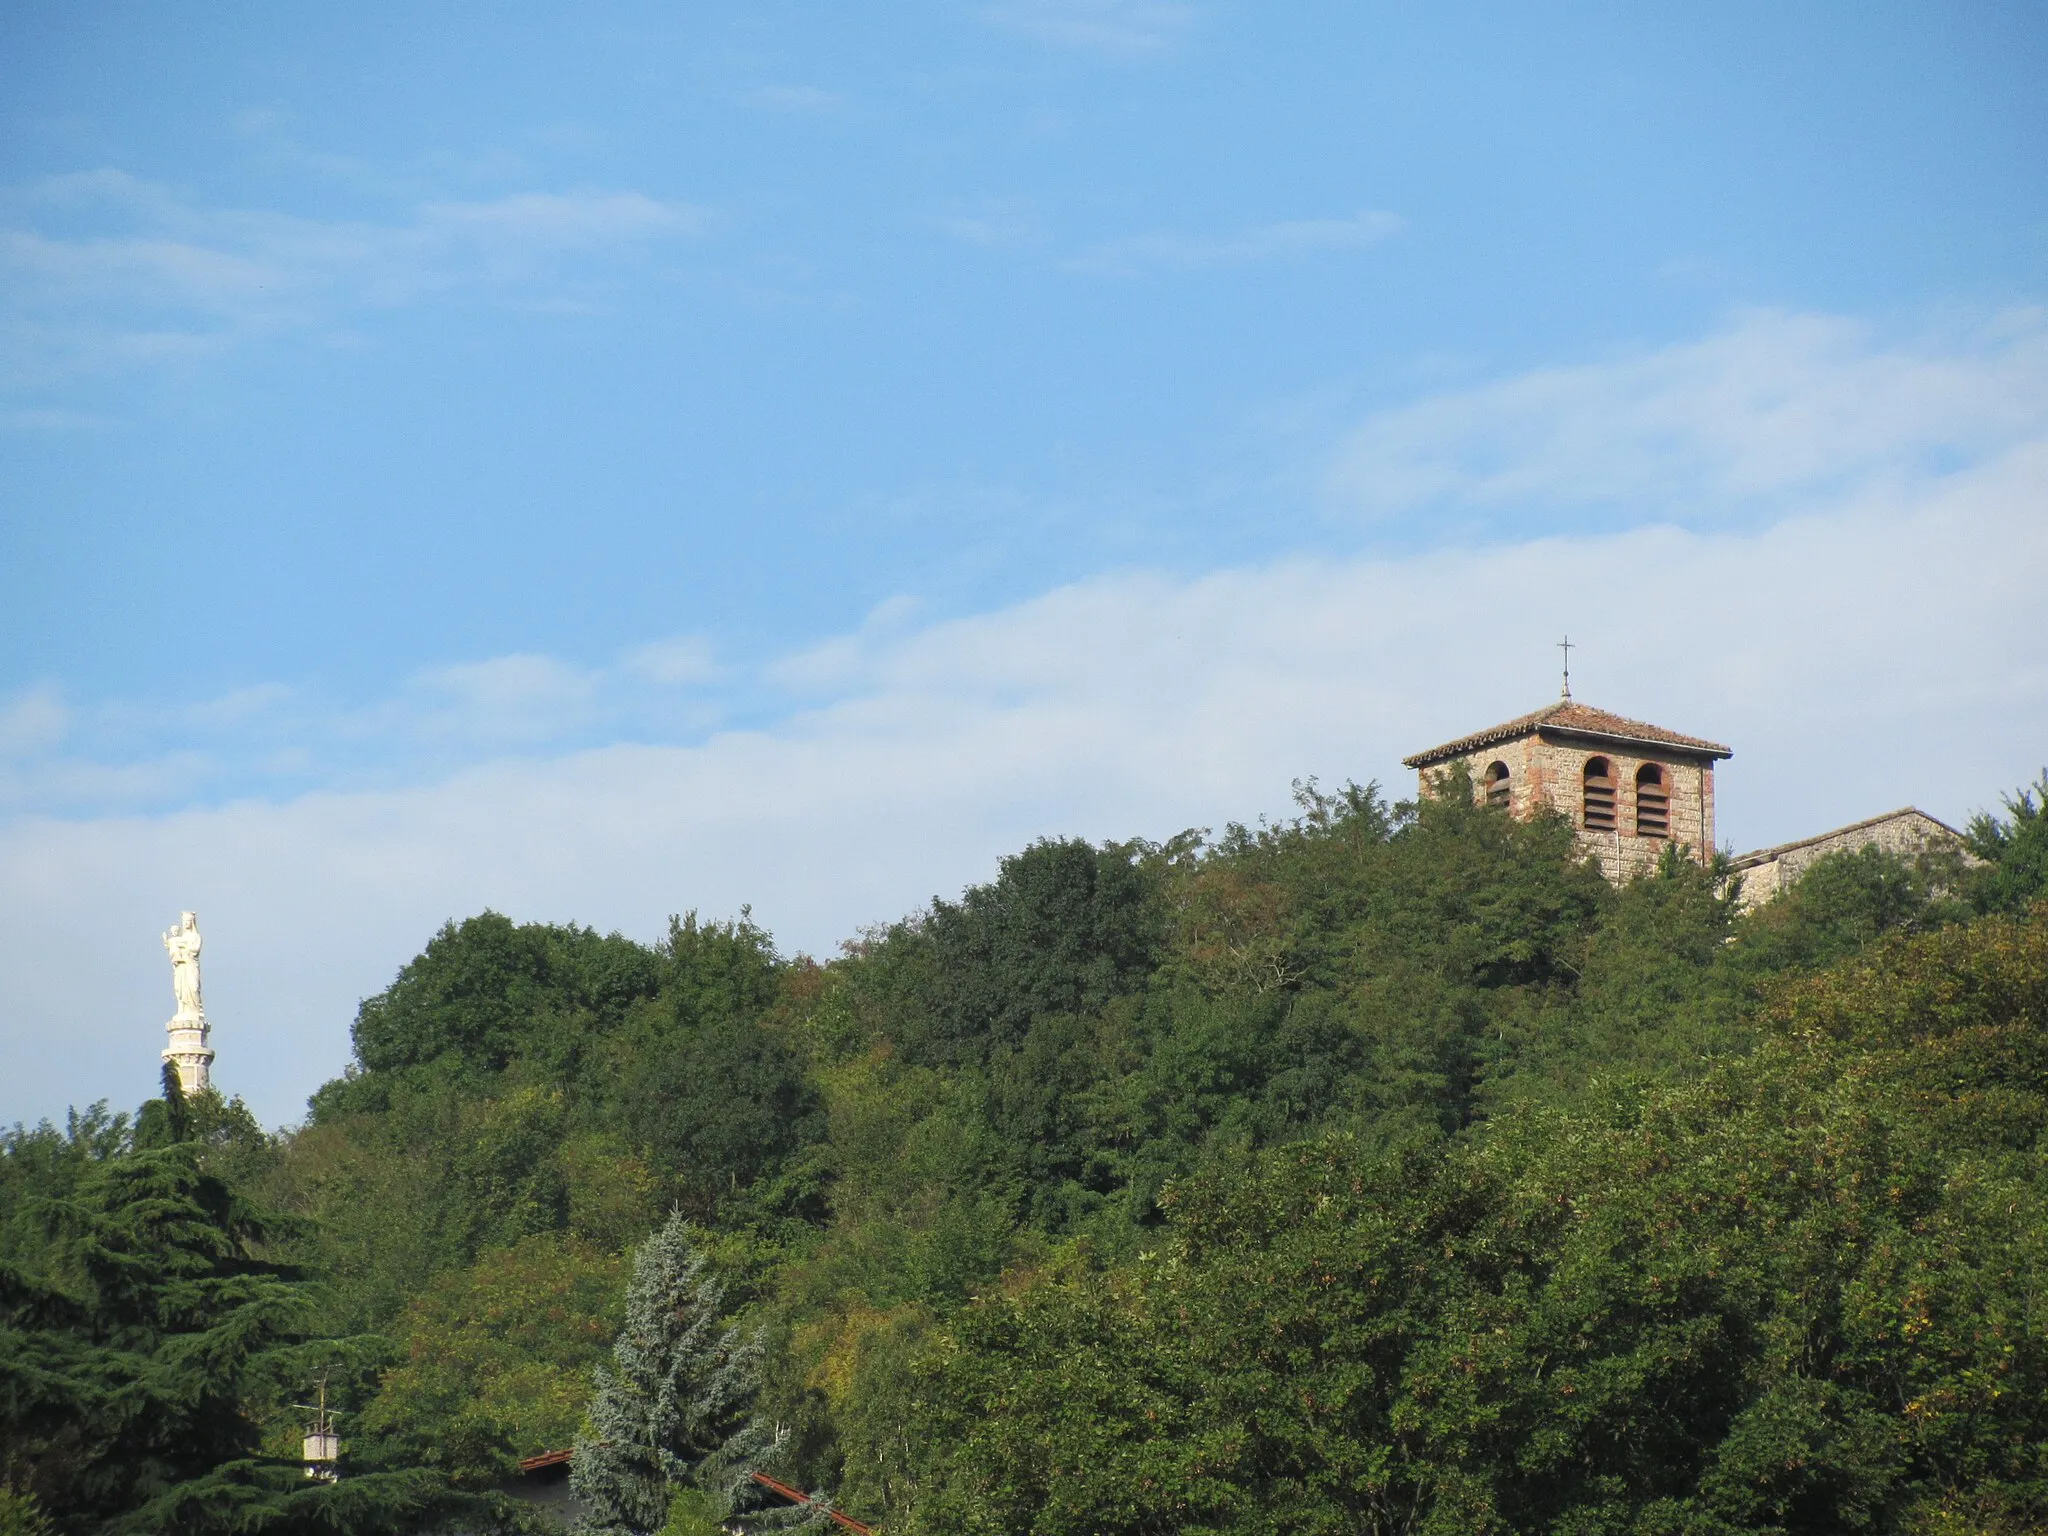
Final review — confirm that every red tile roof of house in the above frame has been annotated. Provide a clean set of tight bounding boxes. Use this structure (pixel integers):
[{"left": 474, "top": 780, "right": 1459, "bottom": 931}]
[
  {"left": 1402, "top": 699, "right": 1733, "bottom": 769},
  {"left": 752, "top": 1472, "right": 875, "bottom": 1534}
]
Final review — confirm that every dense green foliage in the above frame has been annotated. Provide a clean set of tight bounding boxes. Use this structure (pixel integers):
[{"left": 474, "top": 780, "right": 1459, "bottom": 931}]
[
  {"left": 4, "top": 767, "right": 2044, "bottom": 1532},
  {"left": 1967, "top": 772, "right": 2048, "bottom": 918},
  {"left": 897, "top": 912, "right": 2048, "bottom": 1534},
  {"left": 356, "top": 1233, "right": 626, "bottom": 1479}
]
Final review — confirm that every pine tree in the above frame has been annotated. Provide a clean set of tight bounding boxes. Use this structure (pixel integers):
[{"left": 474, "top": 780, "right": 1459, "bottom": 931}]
[
  {"left": 572, "top": 1215, "right": 824, "bottom": 1534},
  {"left": 1, "top": 1085, "right": 497, "bottom": 1534},
  {"left": 0, "top": 1487, "right": 54, "bottom": 1536}
]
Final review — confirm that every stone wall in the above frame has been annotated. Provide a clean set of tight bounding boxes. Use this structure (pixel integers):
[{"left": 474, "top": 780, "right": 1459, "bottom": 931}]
[{"left": 1730, "top": 808, "right": 1970, "bottom": 911}]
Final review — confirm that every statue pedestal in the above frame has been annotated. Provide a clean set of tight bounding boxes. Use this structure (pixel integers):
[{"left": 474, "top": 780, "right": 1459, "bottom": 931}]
[{"left": 164, "top": 1010, "right": 213, "bottom": 1097}]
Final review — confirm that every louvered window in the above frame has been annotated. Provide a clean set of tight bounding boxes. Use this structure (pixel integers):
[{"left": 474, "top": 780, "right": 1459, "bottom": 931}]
[
  {"left": 1582, "top": 758, "right": 1616, "bottom": 832},
  {"left": 1636, "top": 763, "right": 1670, "bottom": 838},
  {"left": 1484, "top": 761, "right": 1511, "bottom": 809}
]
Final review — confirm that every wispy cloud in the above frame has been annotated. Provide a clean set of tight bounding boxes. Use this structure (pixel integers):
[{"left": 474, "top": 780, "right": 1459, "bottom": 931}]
[
  {"left": 419, "top": 191, "right": 695, "bottom": 253},
  {"left": 750, "top": 84, "right": 852, "bottom": 115},
  {"left": 1328, "top": 307, "right": 2048, "bottom": 526},
  {"left": 1069, "top": 210, "right": 1404, "bottom": 273},
  {"left": 982, "top": 0, "right": 1196, "bottom": 56},
  {"left": 0, "top": 685, "right": 69, "bottom": 759},
  {"left": 0, "top": 171, "right": 709, "bottom": 383},
  {"left": 0, "top": 635, "right": 724, "bottom": 815},
  {"left": 766, "top": 594, "right": 927, "bottom": 693},
  {"left": 938, "top": 200, "right": 1048, "bottom": 249},
  {"left": 11, "top": 307, "right": 2045, "bottom": 822},
  {"left": 621, "top": 636, "right": 721, "bottom": 687},
  {"left": 394, "top": 654, "right": 607, "bottom": 747}
]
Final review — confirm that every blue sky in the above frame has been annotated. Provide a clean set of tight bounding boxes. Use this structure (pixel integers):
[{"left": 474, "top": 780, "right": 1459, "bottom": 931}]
[{"left": 4, "top": 2, "right": 2047, "bottom": 1125}]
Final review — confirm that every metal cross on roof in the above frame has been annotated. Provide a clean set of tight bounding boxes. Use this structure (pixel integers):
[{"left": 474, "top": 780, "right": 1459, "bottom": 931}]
[{"left": 1557, "top": 635, "right": 1573, "bottom": 699}]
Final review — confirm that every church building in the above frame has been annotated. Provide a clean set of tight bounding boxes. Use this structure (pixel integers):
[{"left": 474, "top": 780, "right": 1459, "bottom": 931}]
[
  {"left": 1404, "top": 687, "right": 1973, "bottom": 898},
  {"left": 1402, "top": 696, "right": 1732, "bottom": 883}
]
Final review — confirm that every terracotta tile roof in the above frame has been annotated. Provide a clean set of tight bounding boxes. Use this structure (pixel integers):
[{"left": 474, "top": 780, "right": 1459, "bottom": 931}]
[
  {"left": 752, "top": 1472, "right": 876, "bottom": 1534},
  {"left": 1402, "top": 699, "right": 1733, "bottom": 769}
]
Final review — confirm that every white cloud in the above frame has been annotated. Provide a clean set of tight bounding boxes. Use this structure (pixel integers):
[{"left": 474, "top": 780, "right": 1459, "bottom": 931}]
[
  {"left": 0, "top": 685, "right": 69, "bottom": 758},
  {"left": 1070, "top": 210, "right": 1404, "bottom": 273},
  {"left": 0, "top": 749, "right": 217, "bottom": 818},
  {"left": 180, "top": 684, "right": 297, "bottom": 731},
  {"left": 0, "top": 638, "right": 727, "bottom": 814},
  {"left": 1329, "top": 307, "right": 2048, "bottom": 525},
  {"left": 767, "top": 595, "right": 926, "bottom": 693},
  {"left": 1, "top": 229, "right": 281, "bottom": 314},
  {"left": 982, "top": 0, "right": 1196, "bottom": 55},
  {"left": 0, "top": 174, "right": 709, "bottom": 381},
  {"left": 398, "top": 654, "right": 605, "bottom": 745},
  {"left": 621, "top": 636, "right": 720, "bottom": 688},
  {"left": 419, "top": 191, "right": 699, "bottom": 254},
  {"left": 938, "top": 201, "right": 1048, "bottom": 249},
  {"left": 4, "top": 310, "right": 2044, "bottom": 1129},
  {"left": 751, "top": 84, "right": 851, "bottom": 115}
]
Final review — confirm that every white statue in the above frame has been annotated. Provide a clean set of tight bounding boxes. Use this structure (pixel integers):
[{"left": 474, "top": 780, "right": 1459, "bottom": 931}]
[
  {"left": 164, "top": 911, "right": 204, "bottom": 1019},
  {"left": 161, "top": 911, "right": 214, "bottom": 1096}
]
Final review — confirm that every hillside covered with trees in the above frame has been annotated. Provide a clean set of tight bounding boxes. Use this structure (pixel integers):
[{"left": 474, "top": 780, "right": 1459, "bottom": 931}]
[{"left": 5, "top": 770, "right": 2047, "bottom": 1535}]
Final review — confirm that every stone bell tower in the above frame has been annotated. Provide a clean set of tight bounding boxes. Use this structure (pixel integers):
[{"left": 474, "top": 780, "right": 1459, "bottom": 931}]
[{"left": 1402, "top": 693, "right": 1732, "bottom": 884}]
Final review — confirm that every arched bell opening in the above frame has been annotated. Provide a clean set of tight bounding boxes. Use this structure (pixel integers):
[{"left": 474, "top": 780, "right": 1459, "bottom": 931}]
[
  {"left": 1635, "top": 762, "right": 1670, "bottom": 839},
  {"left": 1582, "top": 757, "right": 1616, "bottom": 833},
  {"left": 1483, "top": 760, "right": 1511, "bottom": 809}
]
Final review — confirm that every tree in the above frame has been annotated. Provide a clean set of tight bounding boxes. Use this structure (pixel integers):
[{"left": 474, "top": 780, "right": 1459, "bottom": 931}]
[
  {"left": 622, "top": 1013, "right": 822, "bottom": 1219},
  {"left": 0, "top": 1136, "right": 309, "bottom": 1525},
  {"left": 574, "top": 1215, "right": 803, "bottom": 1534},
  {"left": 896, "top": 910, "right": 2048, "bottom": 1535},
  {"left": 1968, "top": 769, "right": 2048, "bottom": 915},
  {"left": 343, "top": 913, "right": 663, "bottom": 1080},
  {"left": 0, "top": 1114, "right": 494, "bottom": 1534},
  {"left": 0, "top": 1489, "right": 53, "bottom": 1536},
  {"left": 356, "top": 1232, "right": 626, "bottom": 1482},
  {"left": 658, "top": 911, "right": 785, "bottom": 1036},
  {"left": 907, "top": 837, "right": 1164, "bottom": 1066},
  {"left": 1732, "top": 843, "right": 1969, "bottom": 978},
  {"left": 241, "top": 766, "right": 2048, "bottom": 1531}
]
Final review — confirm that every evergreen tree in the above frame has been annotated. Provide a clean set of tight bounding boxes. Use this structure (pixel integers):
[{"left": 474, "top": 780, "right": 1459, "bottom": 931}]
[
  {"left": 1, "top": 1080, "right": 501, "bottom": 1535},
  {"left": 574, "top": 1215, "right": 822, "bottom": 1534},
  {"left": 0, "top": 1488, "right": 53, "bottom": 1536}
]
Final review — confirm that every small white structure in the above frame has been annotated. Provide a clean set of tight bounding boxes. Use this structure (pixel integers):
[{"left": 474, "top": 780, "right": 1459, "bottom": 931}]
[
  {"left": 161, "top": 911, "right": 214, "bottom": 1096},
  {"left": 299, "top": 1375, "right": 341, "bottom": 1482},
  {"left": 1730, "top": 808, "right": 1971, "bottom": 911},
  {"left": 303, "top": 1426, "right": 340, "bottom": 1479}
]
